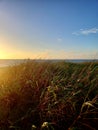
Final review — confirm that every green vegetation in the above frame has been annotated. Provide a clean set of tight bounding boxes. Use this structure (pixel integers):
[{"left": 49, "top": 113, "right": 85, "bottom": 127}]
[{"left": 0, "top": 60, "right": 98, "bottom": 130}]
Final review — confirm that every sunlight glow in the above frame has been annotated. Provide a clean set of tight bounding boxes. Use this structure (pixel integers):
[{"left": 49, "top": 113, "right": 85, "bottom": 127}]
[{"left": 0, "top": 50, "right": 7, "bottom": 59}]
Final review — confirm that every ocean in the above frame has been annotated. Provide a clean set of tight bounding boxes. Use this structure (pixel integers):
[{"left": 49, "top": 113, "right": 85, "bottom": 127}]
[
  {"left": 0, "top": 59, "right": 25, "bottom": 67},
  {"left": 0, "top": 59, "right": 98, "bottom": 68}
]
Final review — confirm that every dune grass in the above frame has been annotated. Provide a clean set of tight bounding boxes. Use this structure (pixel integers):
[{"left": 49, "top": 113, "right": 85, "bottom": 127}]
[{"left": 0, "top": 60, "right": 98, "bottom": 130}]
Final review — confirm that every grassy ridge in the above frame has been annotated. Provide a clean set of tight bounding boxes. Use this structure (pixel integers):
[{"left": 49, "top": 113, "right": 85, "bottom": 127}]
[{"left": 0, "top": 61, "right": 98, "bottom": 130}]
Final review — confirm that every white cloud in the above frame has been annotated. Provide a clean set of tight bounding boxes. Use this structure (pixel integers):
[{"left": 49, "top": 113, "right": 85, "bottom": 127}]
[
  {"left": 72, "top": 28, "right": 98, "bottom": 35},
  {"left": 72, "top": 32, "right": 79, "bottom": 36},
  {"left": 81, "top": 28, "right": 98, "bottom": 35},
  {"left": 57, "top": 38, "right": 62, "bottom": 42}
]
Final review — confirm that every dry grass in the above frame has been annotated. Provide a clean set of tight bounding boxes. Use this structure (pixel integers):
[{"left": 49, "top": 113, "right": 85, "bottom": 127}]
[{"left": 0, "top": 60, "right": 98, "bottom": 130}]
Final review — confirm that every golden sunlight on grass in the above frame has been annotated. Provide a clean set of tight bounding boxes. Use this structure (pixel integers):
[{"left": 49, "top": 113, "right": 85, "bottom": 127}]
[{"left": 0, "top": 61, "right": 98, "bottom": 130}]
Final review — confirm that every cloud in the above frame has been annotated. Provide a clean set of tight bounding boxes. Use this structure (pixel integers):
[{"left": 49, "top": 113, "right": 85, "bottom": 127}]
[
  {"left": 72, "top": 28, "right": 98, "bottom": 35},
  {"left": 57, "top": 38, "right": 62, "bottom": 42},
  {"left": 72, "top": 32, "right": 80, "bottom": 36},
  {"left": 80, "top": 28, "right": 98, "bottom": 35}
]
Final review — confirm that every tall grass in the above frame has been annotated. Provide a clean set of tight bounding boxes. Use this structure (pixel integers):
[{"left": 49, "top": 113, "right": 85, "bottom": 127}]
[{"left": 0, "top": 60, "right": 98, "bottom": 130}]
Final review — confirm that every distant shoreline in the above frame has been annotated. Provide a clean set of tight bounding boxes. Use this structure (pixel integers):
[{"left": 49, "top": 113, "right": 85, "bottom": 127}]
[{"left": 0, "top": 59, "right": 98, "bottom": 67}]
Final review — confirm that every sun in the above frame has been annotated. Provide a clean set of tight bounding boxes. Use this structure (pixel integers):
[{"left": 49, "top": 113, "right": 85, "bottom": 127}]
[{"left": 0, "top": 50, "right": 8, "bottom": 59}]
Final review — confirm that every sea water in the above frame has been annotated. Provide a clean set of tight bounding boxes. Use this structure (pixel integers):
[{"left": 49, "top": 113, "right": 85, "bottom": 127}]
[{"left": 0, "top": 59, "right": 98, "bottom": 67}]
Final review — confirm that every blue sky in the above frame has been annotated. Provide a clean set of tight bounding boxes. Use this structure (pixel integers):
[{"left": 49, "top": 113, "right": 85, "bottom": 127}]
[{"left": 0, "top": 0, "right": 98, "bottom": 59}]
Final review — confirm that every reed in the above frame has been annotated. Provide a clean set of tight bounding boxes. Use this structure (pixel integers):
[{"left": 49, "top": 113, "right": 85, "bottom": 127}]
[{"left": 0, "top": 60, "right": 98, "bottom": 130}]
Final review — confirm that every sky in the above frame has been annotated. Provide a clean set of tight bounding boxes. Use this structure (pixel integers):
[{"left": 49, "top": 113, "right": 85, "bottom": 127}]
[{"left": 0, "top": 0, "right": 98, "bottom": 59}]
